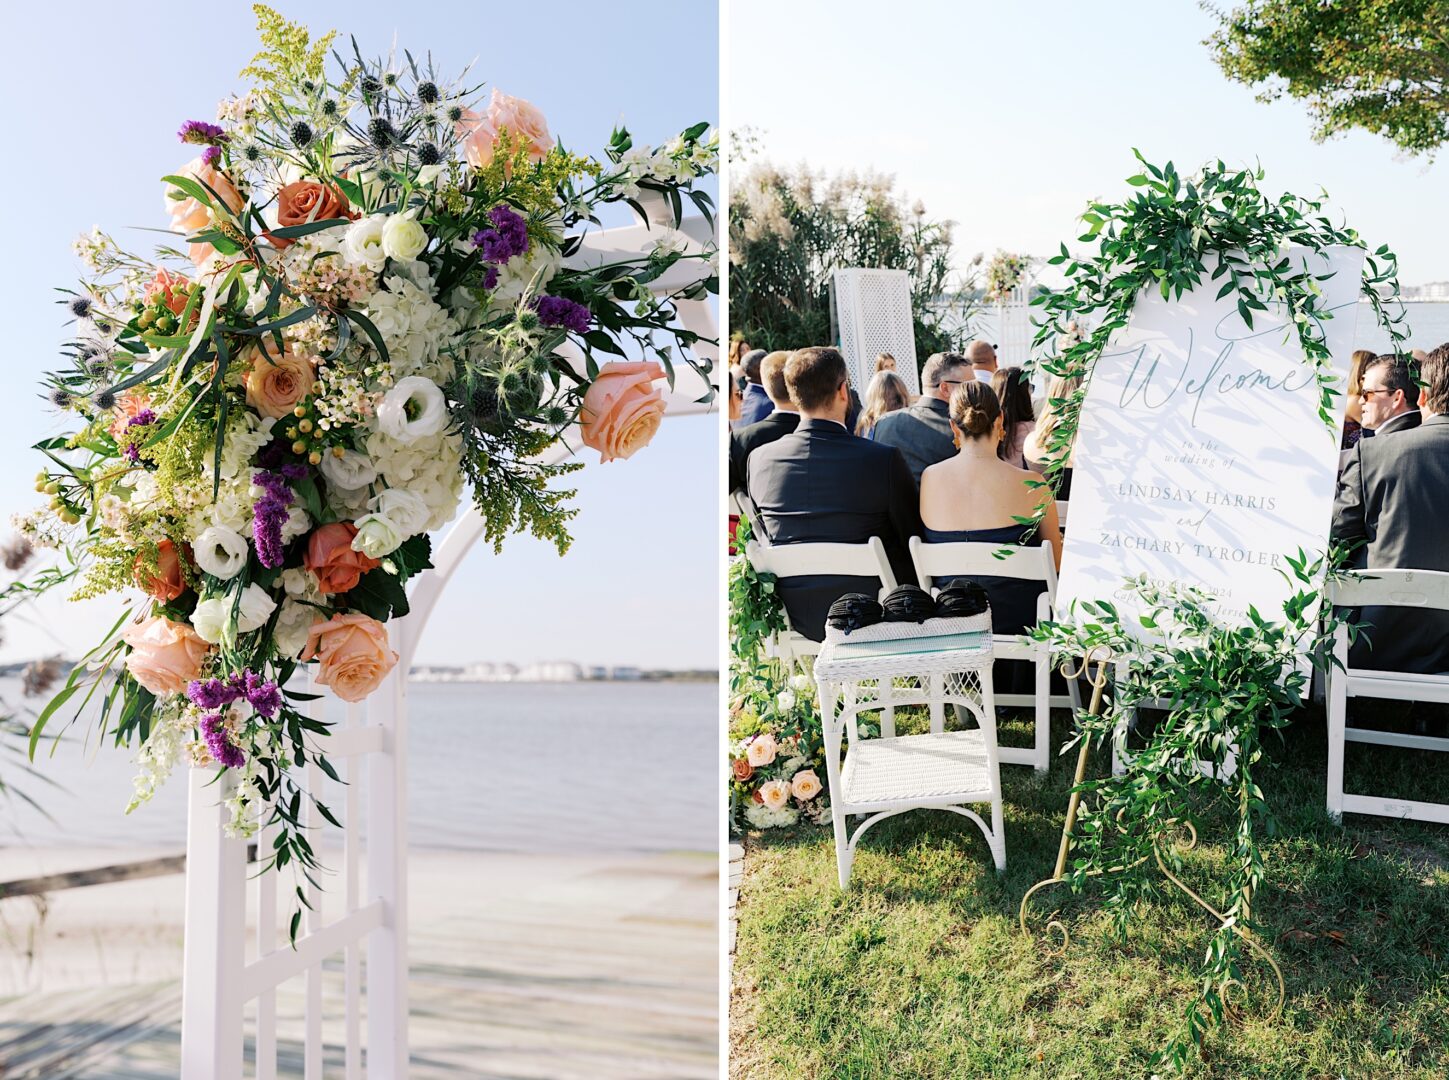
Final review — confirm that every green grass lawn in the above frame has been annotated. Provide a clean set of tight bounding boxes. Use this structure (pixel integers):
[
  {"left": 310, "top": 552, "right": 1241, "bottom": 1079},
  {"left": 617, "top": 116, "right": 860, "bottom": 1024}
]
[{"left": 730, "top": 702, "right": 1449, "bottom": 1079}]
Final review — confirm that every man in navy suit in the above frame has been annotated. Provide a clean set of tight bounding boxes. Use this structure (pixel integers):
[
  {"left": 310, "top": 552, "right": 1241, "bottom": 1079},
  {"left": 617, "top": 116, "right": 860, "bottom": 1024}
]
[
  {"left": 729, "top": 350, "right": 799, "bottom": 495},
  {"left": 747, "top": 347, "right": 921, "bottom": 639},
  {"left": 738, "top": 349, "right": 773, "bottom": 427}
]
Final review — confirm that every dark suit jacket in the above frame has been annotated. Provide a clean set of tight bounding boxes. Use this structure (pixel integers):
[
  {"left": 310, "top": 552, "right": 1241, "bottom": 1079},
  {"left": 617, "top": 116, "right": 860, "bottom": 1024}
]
[
  {"left": 740, "top": 383, "right": 773, "bottom": 427},
  {"left": 1337, "top": 409, "right": 1421, "bottom": 477},
  {"left": 870, "top": 396, "right": 955, "bottom": 484},
  {"left": 1331, "top": 412, "right": 1449, "bottom": 673},
  {"left": 729, "top": 410, "right": 800, "bottom": 494},
  {"left": 747, "top": 418, "right": 922, "bottom": 640}
]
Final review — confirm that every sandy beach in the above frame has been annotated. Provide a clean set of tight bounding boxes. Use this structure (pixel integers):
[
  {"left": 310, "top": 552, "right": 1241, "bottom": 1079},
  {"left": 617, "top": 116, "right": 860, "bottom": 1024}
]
[{"left": 0, "top": 845, "right": 718, "bottom": 1078}]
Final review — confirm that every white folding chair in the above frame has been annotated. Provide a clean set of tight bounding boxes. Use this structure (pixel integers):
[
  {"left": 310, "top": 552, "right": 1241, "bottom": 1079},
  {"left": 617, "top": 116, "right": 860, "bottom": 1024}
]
[
  {"left": 744, "top": 536, "right": 898, "bottom": 678},
  {"left": 909, "top": 536, "right": 1080, "bottom": 772},
  {"left": 1056, "top": 500, "right": 1069, "bottom": 531},
  {"left": 1327, "top": 569, "right": 1449, "bottom": 825}
]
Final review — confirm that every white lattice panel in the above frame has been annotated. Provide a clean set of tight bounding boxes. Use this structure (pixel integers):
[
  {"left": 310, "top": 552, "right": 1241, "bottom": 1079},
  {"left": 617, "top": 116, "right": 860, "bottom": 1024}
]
[{"left": 831, "top": 269, "right": 918, "bottom": 395}]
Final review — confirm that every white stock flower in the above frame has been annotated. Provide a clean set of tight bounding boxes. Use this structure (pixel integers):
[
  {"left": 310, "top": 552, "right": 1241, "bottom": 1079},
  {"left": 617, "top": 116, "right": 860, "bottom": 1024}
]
[
  {"left": 371, "top": 488, "right": 430, "bottom": 536},
  {"left": 273, "top": 599, "right": 316, "bottom": 659},
  {"left": 235, "top": 583, "right": 277, "bottom": 634},
  {"left": 320, "top": 448, "right": 377, "bottom": 491},
  {"left": 377, "top": 377, "right": 448, "bottom": 444},
  {"left": 194, "top": 526, "right": 248, "bottom": 580},
  {"left": 487, "top": 244, "right": 563, "bottom": 310},
  {"left": 191, "top": 598, "right": 230, "bottom": 645},
  {"left": 342, "top": 215, "right": 388, "bottom": 271},
  {"left": 381, "top": 212, "right": 428, "bottom": 262},
  {"left": 352, "top": 513, "right": 404, "bottom": 559}
]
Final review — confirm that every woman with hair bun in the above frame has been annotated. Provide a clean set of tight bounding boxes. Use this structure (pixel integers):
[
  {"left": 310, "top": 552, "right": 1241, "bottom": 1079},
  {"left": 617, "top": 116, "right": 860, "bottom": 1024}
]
[{"left": 919, "top": 381, "right": 1063, "bottom": 688}]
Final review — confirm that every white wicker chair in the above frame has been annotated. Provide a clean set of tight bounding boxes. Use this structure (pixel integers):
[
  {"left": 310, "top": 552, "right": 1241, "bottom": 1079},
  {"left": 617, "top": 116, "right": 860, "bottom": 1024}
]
[
  {"left": 1327, "top": 569, "right": 1449, "bottom": 825},
  {"left": 909, "top": 536, "right": 1080, "bottom": 772},
  {"left": 815, "top": 636, "right": 1004, "bottom": 887},
  {"left": 743, "top": 536, "right": 897, "bottom": 677}
]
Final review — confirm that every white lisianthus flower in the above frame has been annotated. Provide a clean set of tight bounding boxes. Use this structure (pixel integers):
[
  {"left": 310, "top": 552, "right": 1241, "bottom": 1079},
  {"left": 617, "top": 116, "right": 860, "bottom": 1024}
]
[
  {"left": 381, "top": 212, "right": 428, "bottom": 262},
  {"left": 776, "top": 690, "right": 797, "bottom": 712},
  {"left": 273, "top": 599, "right": 317, "bottom": 659},
  {"left": 377, "top": 377, "right": 448, "bottom": 444},
  {"left": 191, "top": 598, "right": 230, "bottom": 645},
  {"left": 320, "top": 448, "right": 377, "bottom": 491},
  {"left": 352, "top": 513, "right": 404, "bottom": 559},
  {"left": 371, "top": 488, "right": 430, "bottom": 537},
  {"left": 342, "top": 215, "right": 388, "bottom": 272},
  {"left": 652, "top": 228, "right": 689, "bottom": 257},
  {"left": 235, "top": 583, "right": 277, "bottom": 634},
  {"left": 194, "top": 526, "right": 248, "bottom": 580}
]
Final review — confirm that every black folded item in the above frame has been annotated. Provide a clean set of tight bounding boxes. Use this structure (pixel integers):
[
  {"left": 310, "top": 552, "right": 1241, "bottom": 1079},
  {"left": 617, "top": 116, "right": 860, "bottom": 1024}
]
[
  {"left": 936, "top": 580, "right": 990, "bottom": 618},
  {"left": 881, "top": 585, "right": 936, "bottom": 624},
  {"left": 825, "top": 593, "right": 883, "bottom": 636}
]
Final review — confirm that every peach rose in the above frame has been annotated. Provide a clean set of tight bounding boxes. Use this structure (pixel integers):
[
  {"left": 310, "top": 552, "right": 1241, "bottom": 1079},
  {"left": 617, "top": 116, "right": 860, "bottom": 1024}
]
[
  {"left": 245, "top": 341, "right": 316, "bottom": 419},
  {"left": 120, "top": 615, "right": 210, "bottom": 697},
  {"left": 745, "top": 733, "right": 777, "bottom": 769},
  {"left": 758, "top": 779, "right": 791, "bottom": 812},
  {"left": 268, "top": 180, "right": 354, "bottom": 249},
  {"left": 134, "top": 539, "right": 188, "bottom": 603},
  {"left": 301, "top": 613, "right": 398, "bottom": 703},
  {"left": 108, "top": 391, "right": 154, "bottom": 439},
  {"left": 457, "top": 88, "right": 551, "bottom": 169},
  {"left": 305, "top": 522, "right": 380, "bottom": 595},
  {"left": 579, "top": 361, "right": 667, "bottom": 463},
  {"left": 143, "top": 268, "right": 191, "bottom": 316},
  {"left": 731, "top": 757, "right": 755, "bottom": 783},
  {"left": 790, "top": 770, "right": 823, "bottom": 801},
  {"left": 165, "top": 157, "right": 244, "bottom": 265}
]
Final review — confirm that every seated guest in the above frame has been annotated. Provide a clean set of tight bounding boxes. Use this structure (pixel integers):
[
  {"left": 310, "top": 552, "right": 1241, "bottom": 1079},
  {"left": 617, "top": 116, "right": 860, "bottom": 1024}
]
[
  {"left": 920, "top": 381, "right": 1062, "bottom": 689},
  {"left": 1023, "top": 373, "right": 1082, "bottom": 501},
  {"left": 875, "top": 353, "right": 897, "bottom": 374},
  {"left": 991, "top": 366, "right": 1036, "bottom": 468},
  {"left": 729, "top": 350, "right": 798, "bottom": 494},
  {"left": 1341, "top": 349, "right": 1373, "bottom": 450},
  {"left": 968, "top": 340, "right": 998, "bottom": 383},
  {"left": 747, "top": 347, "right": 921, "bottom": 640},
  {"left": 872, "top": 351, "right": 973, "bottom": 483},
  {"left": 739, "top": 349, "right": 772, "bottom": 426},
  {"left": 728, "top": 366, "right": 745, "bottom": 429},
  {"left": 856, "top": 370, "right": 912, "bottom": 437},
  {"left": 1332, "top": 343, "right": 1449, "bottom": 674},
  {"left": 1340, "top": 352, "right": 1422, "bottom": 475}
]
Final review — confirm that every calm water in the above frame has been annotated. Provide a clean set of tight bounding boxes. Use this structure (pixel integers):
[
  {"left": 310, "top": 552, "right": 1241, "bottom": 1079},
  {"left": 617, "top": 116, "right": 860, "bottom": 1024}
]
[
  {"left": 1353, "top": 300, "right": 1449, "bottom": 354},
  {"left": 1, "top": 680, "right": 717, "bottom": 855}
]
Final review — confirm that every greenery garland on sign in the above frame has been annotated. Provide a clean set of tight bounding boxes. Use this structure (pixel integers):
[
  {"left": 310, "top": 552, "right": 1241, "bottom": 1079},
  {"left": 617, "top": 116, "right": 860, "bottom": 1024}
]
[{"left": 1019, "top": 154, "right": 1406, "bottom": 1067}]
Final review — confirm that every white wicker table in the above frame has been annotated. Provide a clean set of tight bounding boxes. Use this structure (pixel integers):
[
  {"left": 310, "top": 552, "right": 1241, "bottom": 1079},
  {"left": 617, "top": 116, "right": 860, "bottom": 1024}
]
[{"left": 814, "top": 631, "right": 1004, "bottom": 887}]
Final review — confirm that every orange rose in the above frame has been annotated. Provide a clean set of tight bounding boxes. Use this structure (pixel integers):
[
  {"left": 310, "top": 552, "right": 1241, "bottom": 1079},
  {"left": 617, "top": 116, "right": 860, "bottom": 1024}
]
[
  {"left": 245, "top": 341, "right": 316, "bottom": 419},
  {"left": 457, "top": 88, "right": 551, "bottom": 169},
  {"left": 120, "top": 615, "right": 210, "bottom": 696},
  {"left": 108, "top": 391, "right": 154, "bottom": 439},
  {"left": 731, "top": 757, "right": 755, "bottom": 783},
  {"left": 165, "top": 156, "right": 244, "bottom": 266},
  {"left": 301, "top": 613, "right": 398, "bottom": 703},
  {"left": 268, "top": 181, "right": 355, "bottom": 249},
  {"left": 304, "top": 522, "right": 380, "bottom": 595},
  {"left": 134, "top": 540, "right": 188, "bottom": 603},
  {"left": 579, "top": 361, "right": 667, "bottom": 463},
  {"left": 143, "top": 269, "right": 191, "bottom": 316}
]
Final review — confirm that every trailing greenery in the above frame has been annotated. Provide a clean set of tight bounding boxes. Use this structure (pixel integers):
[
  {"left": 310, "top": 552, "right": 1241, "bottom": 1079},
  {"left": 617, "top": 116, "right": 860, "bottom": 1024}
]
[
  {"left": 727, "top": 163, "right": 974, "bottom": 369},
  {"left": 1204, "top": 0, "right": 1449, "bottom": 158}
]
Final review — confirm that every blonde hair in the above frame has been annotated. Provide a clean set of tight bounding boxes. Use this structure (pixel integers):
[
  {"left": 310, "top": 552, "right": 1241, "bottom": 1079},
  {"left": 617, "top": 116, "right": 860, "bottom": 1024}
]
[
  {"left": 1348, "top": 349, "right": 1374, "bottom": 397},
  {"left": 1035, "top": 374, "right": 1083, "bottom": 450},
  {"left": 856, "top": 371, "right": 911, "bottom": 434}
]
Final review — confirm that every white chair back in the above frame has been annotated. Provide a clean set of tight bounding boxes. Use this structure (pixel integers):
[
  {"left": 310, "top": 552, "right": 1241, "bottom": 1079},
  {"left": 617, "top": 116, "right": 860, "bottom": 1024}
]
[
  {"left": 745, "top": 536, "right": 898, "bottom": 599},
  {"left": 908, "top": 537, "right": 1058, "bottom": 596},
  {"left": 1328, "top": 568, "right": 1449, "bottom": 614}
]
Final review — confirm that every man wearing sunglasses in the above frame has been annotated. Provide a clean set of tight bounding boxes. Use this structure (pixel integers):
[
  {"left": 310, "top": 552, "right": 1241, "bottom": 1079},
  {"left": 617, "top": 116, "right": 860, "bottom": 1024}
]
[
  {"left": 872, "top": 351, "right": 973, "bottom": 484},
  {"left": 1359, "top": 354, "right": 1421, "bottom": 437}
]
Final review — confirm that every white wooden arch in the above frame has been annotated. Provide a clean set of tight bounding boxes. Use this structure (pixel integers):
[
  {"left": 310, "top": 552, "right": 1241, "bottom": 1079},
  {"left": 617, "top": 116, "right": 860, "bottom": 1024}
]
[{"left": 180, "top": 209, "right": 718, "bottom": 1080}]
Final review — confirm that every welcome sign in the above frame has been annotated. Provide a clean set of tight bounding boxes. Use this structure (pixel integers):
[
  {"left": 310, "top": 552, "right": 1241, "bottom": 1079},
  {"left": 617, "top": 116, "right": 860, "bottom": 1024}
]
[{"left": 1056, "top": 246, "right": 1365, "bottom": 631}]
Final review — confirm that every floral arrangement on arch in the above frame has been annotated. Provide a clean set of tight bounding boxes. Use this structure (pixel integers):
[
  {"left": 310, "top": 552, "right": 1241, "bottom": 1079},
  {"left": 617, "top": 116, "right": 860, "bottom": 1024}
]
[
  {"left": 22, "top": 8, "right": 717, "bottom": 883},
  {"left": 983, "top": 249, "right": 1033, "bottom": 304}
]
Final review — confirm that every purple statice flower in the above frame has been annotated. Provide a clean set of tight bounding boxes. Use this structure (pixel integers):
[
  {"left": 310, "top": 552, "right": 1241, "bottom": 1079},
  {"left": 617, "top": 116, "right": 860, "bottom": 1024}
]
[
  {"left": 471, "top": 205, "right": 530, "bottom": 265},
  {"left": 201, "top": 713, "right": 246, "bottom": 769},
  {"left": 178, "top": 120, "right": 227, "bottom": 146},
  {"left": 251, "top": 464, "right": 307, "bottom": 569},
  {"left": 189, "top": 669, "right": 282, "bottom": 725},
  {"left": 188, "top": 677, "right": 233, "bottom": 711},
  {"left": 532, "top": 295, "right": 592, "bottom": 335},
  {"left": 123, "top": 443, "right": 141, "bottom": 463},
  {"left": 126, "top": 409, "right": 156, "bottom": 429},
  {"left": 482, "top": 264, "right": 500, "bottom": 291},
  {"left": 201, "top": 145, "right": 223, "bottom": 167}
]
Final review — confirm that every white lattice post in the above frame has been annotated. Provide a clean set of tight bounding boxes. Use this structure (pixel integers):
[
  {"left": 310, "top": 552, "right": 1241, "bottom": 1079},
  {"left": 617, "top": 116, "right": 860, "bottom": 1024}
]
[
  {"left": 180, "top": 767, "right": 248, "bottom": 1080},
  {"left": 366, "top": 625, "right": 411, "bottom": 1075}
]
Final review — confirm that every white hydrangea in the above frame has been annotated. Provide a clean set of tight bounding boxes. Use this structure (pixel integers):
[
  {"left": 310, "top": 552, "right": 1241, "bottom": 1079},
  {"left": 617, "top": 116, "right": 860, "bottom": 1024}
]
[
  {"left": 282, "top": 567, "right": 323, "bottom": 603},
  {"left": 487, "top": 244, "right": 563, "bottom": 311},
  {"left": 364, "top": 428, "right": 464, "bottom": 532},
  {"left": 274, "top": 599, "right": 316, "bottom": 659},
  {"left": 361, "top": 274, "right": 458, "bottom": 382},
  {"left": 744, "top": 803, "right": 799, "bottom": 829}
]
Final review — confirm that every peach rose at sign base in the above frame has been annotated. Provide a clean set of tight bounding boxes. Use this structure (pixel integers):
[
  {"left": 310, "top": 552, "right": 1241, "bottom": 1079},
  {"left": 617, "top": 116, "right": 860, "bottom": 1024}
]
[
  {"left": 579, "top": 361, "right": 668, "bottom": 463},
  {"left": 301, "top": 613, "right": 399, "bottom": 703}
]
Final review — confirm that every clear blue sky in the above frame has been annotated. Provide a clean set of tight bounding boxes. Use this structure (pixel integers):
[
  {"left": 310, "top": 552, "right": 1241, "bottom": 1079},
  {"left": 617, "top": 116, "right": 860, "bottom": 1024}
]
[
  {"left": 0, "top": 2, "right": 719, "bottom": 669},
  {"left": 729, "top": 0, "right": 1445, "bottom": 288}
]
